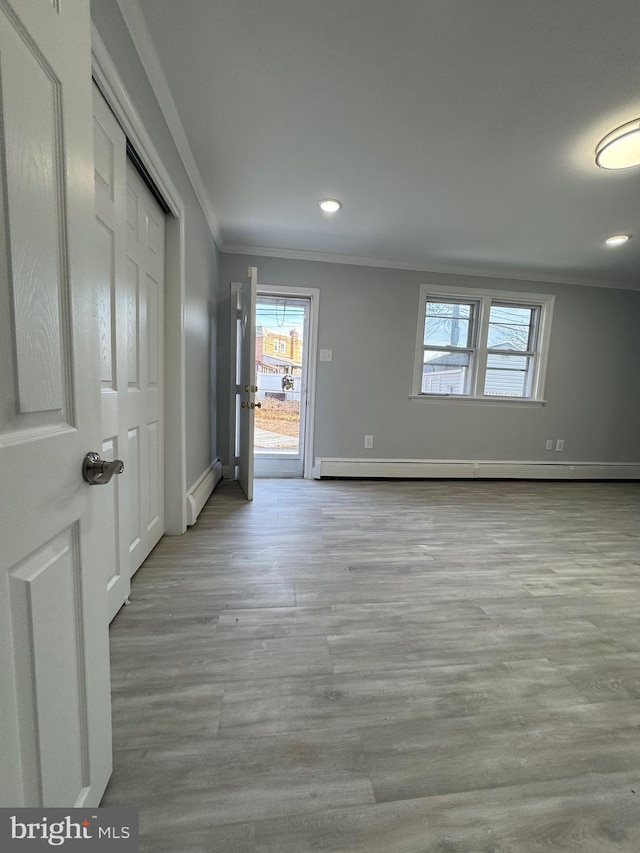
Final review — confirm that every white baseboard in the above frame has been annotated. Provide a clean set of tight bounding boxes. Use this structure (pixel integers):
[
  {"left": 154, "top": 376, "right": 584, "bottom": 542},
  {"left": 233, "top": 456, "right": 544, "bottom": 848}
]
[
  {"left": 186, "top": 458, "right": 223, "bottom": 525},
  {"left": 314, "top": 458, "right": 640, "bottom": 480}
]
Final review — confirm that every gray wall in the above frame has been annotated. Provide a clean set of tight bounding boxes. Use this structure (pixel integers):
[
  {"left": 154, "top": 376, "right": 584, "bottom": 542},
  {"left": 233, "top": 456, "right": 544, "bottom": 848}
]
[
  {"left": 219, "top": 254, "right": 640, "bottom": 465},
  {"left": 91, "top": 0, "right": 219, "bottom": 488}
]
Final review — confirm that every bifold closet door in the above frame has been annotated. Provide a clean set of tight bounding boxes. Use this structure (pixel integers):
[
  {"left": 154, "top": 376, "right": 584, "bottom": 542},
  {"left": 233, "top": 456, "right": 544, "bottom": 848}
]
[{"left": 93, "top": 85, "right": 166, "bottom": 622}]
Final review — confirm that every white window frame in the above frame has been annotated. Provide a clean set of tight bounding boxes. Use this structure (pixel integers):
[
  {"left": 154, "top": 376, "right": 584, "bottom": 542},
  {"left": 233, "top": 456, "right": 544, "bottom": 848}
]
[{"left": 411, "top": 284, "right": 554, "bottom": 406}]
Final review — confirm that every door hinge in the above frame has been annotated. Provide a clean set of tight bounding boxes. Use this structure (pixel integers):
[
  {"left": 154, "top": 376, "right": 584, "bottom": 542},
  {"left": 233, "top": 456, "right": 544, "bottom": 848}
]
[{"left": 236, "top": 309, "right": 242, "bottom": 320}]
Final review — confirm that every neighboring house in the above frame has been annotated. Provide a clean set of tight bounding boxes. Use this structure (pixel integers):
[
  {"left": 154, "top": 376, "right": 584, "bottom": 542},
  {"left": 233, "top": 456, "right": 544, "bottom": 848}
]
[
  {"left": 256, "top": 326, "right": 303, "bottom": 374},
  {"left": 422, "top": 352, "right": 526, "bottom": 397},
  {"left": 255, "top": 326, "right": 302, "bottom": 400}
]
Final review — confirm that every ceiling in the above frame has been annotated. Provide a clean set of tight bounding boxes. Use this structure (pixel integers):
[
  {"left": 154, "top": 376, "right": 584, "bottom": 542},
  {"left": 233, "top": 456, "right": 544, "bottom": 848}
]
[{"left": 130, "top": 0, "right": 640, "bottom": 286}]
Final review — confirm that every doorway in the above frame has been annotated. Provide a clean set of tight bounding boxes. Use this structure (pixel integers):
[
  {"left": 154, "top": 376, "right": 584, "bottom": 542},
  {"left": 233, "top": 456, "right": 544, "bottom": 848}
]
[
  {"left": 254, "top": 294, "right": 310, "bottom": 478},
  {"left": 230, "top": 281, "right": 319, "bottom": 486}
]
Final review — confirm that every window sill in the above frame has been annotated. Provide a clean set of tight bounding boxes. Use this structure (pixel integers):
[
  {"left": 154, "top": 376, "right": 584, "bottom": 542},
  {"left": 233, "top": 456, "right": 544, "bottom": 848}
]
[{"left": 410, "top": 394, "right": 547, "bottom": 407}]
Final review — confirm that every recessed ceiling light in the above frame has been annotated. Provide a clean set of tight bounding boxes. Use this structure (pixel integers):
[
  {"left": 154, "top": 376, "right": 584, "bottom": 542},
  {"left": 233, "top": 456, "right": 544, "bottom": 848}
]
[
  {"left": 605, "top": 234, "right": 630, "bottom": 247},
  {"left": 319, "top": 198, "right": 342, "bottom": 213},
  {"left": 596, "top": 120, "right": 640, "bottom": 169}
]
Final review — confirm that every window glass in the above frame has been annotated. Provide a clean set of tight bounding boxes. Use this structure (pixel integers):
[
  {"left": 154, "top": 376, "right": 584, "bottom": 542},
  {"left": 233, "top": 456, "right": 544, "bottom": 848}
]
[
  {"left": 487, "top": 304, "right": 534, "bottom": 351},
  {"left": 424, "top": 301, "right": 473, "bottom": 347},
  {"left": 422, "top": 350, "right": 470, "bottom": 395},
  {"left": 484, "top": 353, "right": 531, "bottom": 397},
  {"left": 415, "top": 286, "right": 553, "bottom": 401}
]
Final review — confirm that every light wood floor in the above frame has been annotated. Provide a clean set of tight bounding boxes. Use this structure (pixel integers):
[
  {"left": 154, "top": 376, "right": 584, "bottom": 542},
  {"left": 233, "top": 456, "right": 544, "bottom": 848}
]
[{"left": 102, "top": 478, "right": 640, "bottom": 851}]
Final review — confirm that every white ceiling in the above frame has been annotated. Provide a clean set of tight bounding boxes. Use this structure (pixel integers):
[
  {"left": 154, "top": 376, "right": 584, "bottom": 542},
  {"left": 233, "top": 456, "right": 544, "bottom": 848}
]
[{"left": 131, "top": 0, "right": 640, "bottom": 286}]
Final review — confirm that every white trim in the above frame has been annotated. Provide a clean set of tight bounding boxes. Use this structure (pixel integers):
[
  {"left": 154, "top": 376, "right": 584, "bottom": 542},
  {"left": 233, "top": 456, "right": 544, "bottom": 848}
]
[
  {"left": 97, "top": 3, "right": 640, "bottom": 295},
  {"left": 164, "top": 211, "right": 188, "bottom": 534},
  {"left": 255, "top": 284, "right": 320, "bottom": 479},
  {"left": 96, "top": 4, "right": 640, "bottom": 296},
  {"left": 113, "top": 0, "right": 222, "bottom": 247},
  {"left": 314, "top": 458, "right": 640, "bottom": 480},
  {"left": 254, "top": 456, "right": 306, "bottom": 479},
  {"left": 186, "top": 459, "right": 223, "bottom": 526},
  {"left": 91, "top": 26, "right": 188, "bottom": 535},
  {"left": 92, "top": 26, "right": 178, "bottom": 218},
  {"left": 409, "top": 395, "right": 547, "bottom": 407},
  {"left": 222, "top": 243, "right": 640, "bottom": 293}
]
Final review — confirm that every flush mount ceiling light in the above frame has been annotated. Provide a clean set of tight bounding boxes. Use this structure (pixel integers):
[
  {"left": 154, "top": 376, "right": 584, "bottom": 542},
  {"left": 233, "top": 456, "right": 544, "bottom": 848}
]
[
  {"left": 605, "top": 234, "right": 630, "bottom": 247},
  {"left": 319, "top": 198, "right": 342, "bottom": 213},
  {"left": 596, "top": 120, "right": 640, "bottom": 169}
]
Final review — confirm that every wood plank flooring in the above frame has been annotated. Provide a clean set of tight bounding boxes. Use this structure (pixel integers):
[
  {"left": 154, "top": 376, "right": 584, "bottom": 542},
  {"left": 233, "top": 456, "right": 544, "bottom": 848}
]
[{"left": 102, "top": 478, "right": 640, "bottom": 851}]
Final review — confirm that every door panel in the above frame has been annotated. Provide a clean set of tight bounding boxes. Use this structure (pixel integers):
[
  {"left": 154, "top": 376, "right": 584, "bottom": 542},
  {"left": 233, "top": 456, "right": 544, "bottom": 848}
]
[
  {"left": 3, "top": 15, "right": 66, "bottom": 416},
  {"left": 101, "top": 435, "right": 123, "bottom": 601},
  {"left": 126, "top": 257, "right": 140, "bottom": 388},
  {"left": 0, "top": 0, "right": 112, "bottom": 807},
  {"left": 128, "top": 426, "right": 142, "bottom": 552},
  {"left": 10, "top": 529, "right": 86, "bottom": 805},
  {"left": 147, "top": 419, "right": 161, "bottom": 529}
]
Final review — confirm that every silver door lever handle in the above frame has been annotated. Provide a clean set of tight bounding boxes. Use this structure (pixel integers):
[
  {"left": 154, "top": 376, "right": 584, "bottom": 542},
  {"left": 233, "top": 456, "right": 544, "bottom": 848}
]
[{"left": 82, "top": 451, "right": 125, "bottom": 485}]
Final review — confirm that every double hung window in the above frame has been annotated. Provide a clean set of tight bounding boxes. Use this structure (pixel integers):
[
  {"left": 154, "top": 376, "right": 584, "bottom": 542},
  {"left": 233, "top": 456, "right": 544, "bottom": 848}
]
[{"left": 414, "top": 285, "right": 554, "bottom": 402}]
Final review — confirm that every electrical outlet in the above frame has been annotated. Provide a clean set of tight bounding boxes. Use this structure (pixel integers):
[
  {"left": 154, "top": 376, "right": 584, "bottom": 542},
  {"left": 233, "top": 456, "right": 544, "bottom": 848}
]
[
  {"left": 364, "top": 435, "right": 374, "bottom": 449},
  {"left": 545, "top": 439, "right": 554, "bottom": 451},
  {"left": 556, "top": 439, "right": 565, "bottom": 452}
]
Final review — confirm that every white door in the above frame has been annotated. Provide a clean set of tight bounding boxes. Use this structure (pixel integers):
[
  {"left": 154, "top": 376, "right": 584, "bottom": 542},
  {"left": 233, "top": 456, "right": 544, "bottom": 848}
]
[
  {"left": 236, "top": 267, "right": 257, "bottom": 500},
  {"left": 123, "top": 159, "right": 166, "bottom": 577},
  {"left": 0, "top": 0, "right": 112, "bottom": 807},
  {"left": 93, "top": 88, "right": 166, "bottom": 620}
]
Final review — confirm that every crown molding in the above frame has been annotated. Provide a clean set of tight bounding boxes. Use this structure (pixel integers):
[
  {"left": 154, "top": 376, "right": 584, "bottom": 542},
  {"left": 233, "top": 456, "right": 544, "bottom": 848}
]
[
  {"left": 91, "top": 24, "right": 183, "bottom": 219},
  {"left": 114, "top": 0, "right": 222, "bottom": 248},
  {"left": 221, "top": 243, "right": 640, "bottom": 292}
]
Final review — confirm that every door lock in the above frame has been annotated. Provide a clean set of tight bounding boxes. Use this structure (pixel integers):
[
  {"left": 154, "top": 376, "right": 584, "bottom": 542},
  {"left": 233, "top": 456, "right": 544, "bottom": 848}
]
[{"left": 82, "top": 452, "right": 124, "bottom": 485}]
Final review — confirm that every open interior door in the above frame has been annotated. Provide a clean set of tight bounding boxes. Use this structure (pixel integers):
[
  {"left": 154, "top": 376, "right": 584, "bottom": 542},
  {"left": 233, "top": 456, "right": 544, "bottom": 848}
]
[
  {"left": 0, "top": 0, "right": 112, "bottom": 806},
  {"left": 236, "top": 267, "right": 257, "bottom": 500}
]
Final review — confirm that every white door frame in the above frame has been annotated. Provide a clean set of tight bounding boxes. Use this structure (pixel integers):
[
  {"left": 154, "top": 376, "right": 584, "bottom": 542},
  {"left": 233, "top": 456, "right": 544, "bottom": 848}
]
[
  {"left": 254, "top": 293, "right": 310, "bottom": 478},
  {"left": 91, "top": 25, "right": 187, "bottom": 535},
  {"left": 229, "top": 282, "right": 319, "bottom": 480}
]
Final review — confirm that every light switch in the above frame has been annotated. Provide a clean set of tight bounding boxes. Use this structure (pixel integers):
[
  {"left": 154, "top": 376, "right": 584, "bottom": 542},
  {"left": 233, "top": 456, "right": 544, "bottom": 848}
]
[{"left": 319, "top": 349, "right": 333, "bottom": 362}]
